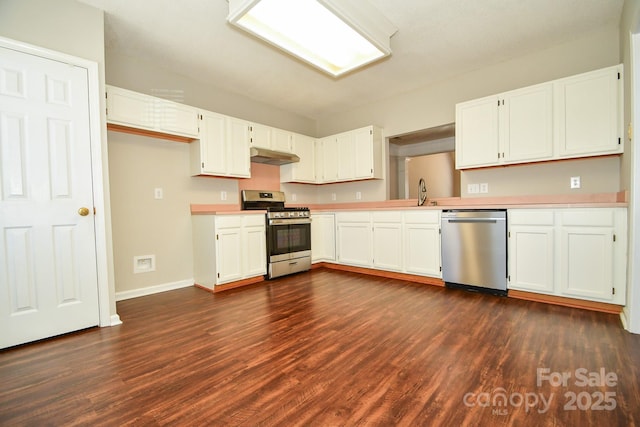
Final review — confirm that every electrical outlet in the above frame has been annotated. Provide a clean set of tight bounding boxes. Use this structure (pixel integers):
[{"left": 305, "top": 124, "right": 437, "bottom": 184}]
[
  {"left": 331, "top": 193, "right": 337, "bottom": 201},
  {"left": 479, "top": 183, "right": 489, "bottom": 194},
  {"left": 356, "top": 191, "right": 362, "bottom": 200},
  {"left": 220, "top": 191, "right": 227, "bottom": 201},
  {"left": 467, "top": 184, "right": 479, "bottom": 194},
  {"left": 154, "top": 188, "right": 163, "bottom": 199},
  {"left": 570, "top": 176, "right": 581, "bottom": 189}
]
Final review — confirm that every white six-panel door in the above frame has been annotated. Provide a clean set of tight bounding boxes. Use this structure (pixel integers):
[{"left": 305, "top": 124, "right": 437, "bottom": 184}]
[{"left": 0, "top": 46, "right": 99, "bottom": 348}]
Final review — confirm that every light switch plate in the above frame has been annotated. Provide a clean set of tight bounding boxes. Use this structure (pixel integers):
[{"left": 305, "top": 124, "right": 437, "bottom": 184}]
[
  {"left": 479, "top": 183, "right": 489, "bottom": 193},
  {"left": 154, "top": 188, "right": 163, "bottom": 199},
  {"left": 467, "top": 183, "right": 479, "bottom": 194},
  {"left": 220, "top": 190, "right": 227, "bottom": 201},
  {"left": 356, "top": 191, "right": 362, "bottom": 200}
]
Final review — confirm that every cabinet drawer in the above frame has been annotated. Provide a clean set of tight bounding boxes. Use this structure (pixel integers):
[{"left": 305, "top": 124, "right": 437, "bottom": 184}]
[
  {"left": 509, "top": 209, "right": 554, "bottom": 225},
  {"left": 560, "top": 209, "right": 615, "bottom": 227},
  {"left": 243, "top": 214, "right": 266, "bottom": 227},
  {"left": 404, "top": 210, "right": 440, "bottom": 224},
  {"left": 336, "top": 212, "right": 370, "bottom": 223},
  {"left": 372, "top": 211, "right": 402, "bottom": 223},
  {"left": 215, "top": 216, "right": 243, "bottom": 229}
]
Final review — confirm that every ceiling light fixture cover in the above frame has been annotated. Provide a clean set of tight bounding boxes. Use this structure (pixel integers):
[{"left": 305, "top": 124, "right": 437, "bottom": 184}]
[{"left": 227, "top": 0, "right": 397, "bottom": 77}]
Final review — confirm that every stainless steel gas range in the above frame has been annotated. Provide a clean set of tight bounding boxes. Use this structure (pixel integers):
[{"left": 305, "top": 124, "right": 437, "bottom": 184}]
[{"left": 241, "top": 190, "right": 311, "bottom": 279}]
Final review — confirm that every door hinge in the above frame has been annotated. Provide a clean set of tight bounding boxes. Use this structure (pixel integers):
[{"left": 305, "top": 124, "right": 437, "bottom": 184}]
[
  {"left": 439, "top": 228, "right": 441, "bottom": 235},
  {"left": 439, "top": 266, "right": 442, "bottom": 272},
  {"left": 618, "top": 72, "right": 621, "bottom": 80},
  {"left": 370, "top": 130, "right": 373, "bottom": 135},
  {"left": 202, "top": 162, "right": 205, "bottom": 168},
  {"left": 105, "top": 107, "right": 108, "bottom": 116},
  {"left": 216, "top": 234, "right": 219, "bottom": 240},
  {"left": 613, "top": 234, "right": 616, "bottom": 242},
  {"left": 93, "top": 207, "right": 97, "bottom": 215},
  {"left": 508, "top": 231, "right": 511, "bottom": 238},
  {"left": 508, "top": 275, "right": 511, "bottom": 282},
  {"left": 497, "top": 99, "right": 500, "bottom": 106},
  {"left": 618, "top": 137, "right": 621, "bottom": 145},
  {"left": 217, "top": 273, "right": 220, "bottom": 278},
  {"left": 249, "top": 126, "right": 253, "bottom": 132},
  {"left": 370, "top": 168, "right": 373, "bottom": 173},
  {"left": 613, "top": 287, "right": 616, "bottom": 295}
]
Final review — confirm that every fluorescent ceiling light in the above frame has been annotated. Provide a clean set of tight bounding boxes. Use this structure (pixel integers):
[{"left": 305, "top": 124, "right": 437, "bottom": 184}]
[{"left": 227, "top": 0, "right": 397, "bottom": 77}]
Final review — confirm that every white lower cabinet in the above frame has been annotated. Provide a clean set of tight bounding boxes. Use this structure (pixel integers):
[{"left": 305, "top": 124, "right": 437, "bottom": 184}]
[
  {"left": 336, "top": 212, "right": 372, "bottom": 267},
  {"left": 403, "top": 211, "right": 441, "bottom": 278},
  {"left": 509, "top": 210, "right": 555, "bottom": 294},
  {"left": 311, "top": 214, "right": 335, "bottom": 262},
  {"left": 192, "top": 214, "right": 266, "bottom": 289},
  {"left": 333, "top": 210, "right": 442, "bottom": 278},
  {"left": 372, "top": 211, "right": 403, "bottom": 272},
  {"left": 508, "top": 208, "right": 626, "bottom": 305}
]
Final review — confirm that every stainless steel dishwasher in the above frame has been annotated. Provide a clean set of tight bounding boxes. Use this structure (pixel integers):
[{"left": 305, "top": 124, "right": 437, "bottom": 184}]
[{"left": 441, "top": 210, "right": 508, "bottom": 295}]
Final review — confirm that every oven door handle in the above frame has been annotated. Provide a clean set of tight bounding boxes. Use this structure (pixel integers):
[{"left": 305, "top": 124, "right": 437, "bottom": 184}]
[{"left": 268, "top": 218, "right": 311, "bottom": 226}]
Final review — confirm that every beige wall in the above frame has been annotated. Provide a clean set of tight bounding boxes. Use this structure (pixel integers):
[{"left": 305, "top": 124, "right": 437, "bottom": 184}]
[
  {"left": 107, "top": 132, "right": 240, "bottom": 293},
  {"left": 0, "top": 0, "right": 118, "bottom": 317},
  {"left": 460, "top": 157, "right": 621, "bottom": 197},
  {"left": 315, "top": 25, "right": 622, "bottom": 202},
  {"left": 106, "top": 51, "right": 316, "bottom": 136},
  {"left": 407, "top": 153, "right": 460, "bottom": 199},
  {"left": 317, "top": 26, "right": 620, "bottom": 137}
]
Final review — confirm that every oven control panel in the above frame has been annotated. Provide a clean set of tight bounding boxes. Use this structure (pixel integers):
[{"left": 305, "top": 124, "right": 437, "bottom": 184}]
[{"left": 268, "top": 210, "right": 310, "bottom": 219}]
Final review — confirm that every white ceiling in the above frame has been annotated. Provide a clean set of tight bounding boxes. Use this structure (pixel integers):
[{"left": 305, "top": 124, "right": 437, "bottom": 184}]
[{"left": 79, "top": 0, "right": 624, "bottom": 121}]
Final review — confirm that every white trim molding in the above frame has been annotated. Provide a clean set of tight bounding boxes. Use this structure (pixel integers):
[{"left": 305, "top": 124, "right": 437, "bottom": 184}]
[{"left": 115, "top": 279, "right": 194, "bottom": 301}]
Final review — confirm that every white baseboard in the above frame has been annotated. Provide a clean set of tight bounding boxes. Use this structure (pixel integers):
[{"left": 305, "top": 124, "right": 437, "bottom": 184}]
[
  {"left": 115, "top": 279, "right": 194, "bottom": 301},
  {"left": 110, "top": 314, "right": 123, "bottom": 326}
]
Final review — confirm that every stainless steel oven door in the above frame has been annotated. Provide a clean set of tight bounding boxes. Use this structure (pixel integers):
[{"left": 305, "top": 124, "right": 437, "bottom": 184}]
[{"left": 267, "top": 218, "right": 311, "bottom": 263}]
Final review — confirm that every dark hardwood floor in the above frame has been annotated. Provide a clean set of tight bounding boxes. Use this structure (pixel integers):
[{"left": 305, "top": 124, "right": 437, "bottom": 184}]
[{"left": 2, "top": 269, "right": 640, "bottom": 426}]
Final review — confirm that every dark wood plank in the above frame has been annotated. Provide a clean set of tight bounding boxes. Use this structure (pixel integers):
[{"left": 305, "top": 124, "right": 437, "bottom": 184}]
[{"left": 1, "top": 268, "right": 639, "bottom": 426}]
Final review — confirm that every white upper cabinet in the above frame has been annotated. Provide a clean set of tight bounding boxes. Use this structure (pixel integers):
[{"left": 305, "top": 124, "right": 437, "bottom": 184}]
[
  {"left": 455, "top": 65, "right": 622, "bottom": 170},
  {"left": 319, "top": 136, "right": 339, "bottom": 183},
  {"left": 317, "top": 125, "right": 383, "bottom": 183},
  {"left": 190, "top": 111, "right": 250, "bottom": 178},
  {"left": 226, "top": 116, "right": 251, "bottom": 177},
  {"left": 281, "top": 133, "right": 316, "bottom": 183},
  {"left": 502, "top": 83, "right": 554, "bottom": 162},
  {"left": 456, "top": 82, "right": 553, "bottom": 169},
  {"left": 554, "top": 65, "right": 623, "bottom": 158},
  {"left": 191, "top": 110, "right": 226, "bottom": 176},
  {"left": 249, "top": 122, "right": 271, "bottom": 149},
  {"left": 337, "top": 131, "right": 356, "bottom": 180},
  {"left": 271, "top": 127, "right": 293, "bottom": 152},
  {"left": 106, "top": 85, "right": 199, "bottom": 138},
  {"left": 455, "top": 95, "right": 500, "bottom": 168},
  {"left": 249, "top": 122, "right": 293, "bottom": 153},
  {"left": 106, "top": 85, "right": 155, "bottom": 130}
]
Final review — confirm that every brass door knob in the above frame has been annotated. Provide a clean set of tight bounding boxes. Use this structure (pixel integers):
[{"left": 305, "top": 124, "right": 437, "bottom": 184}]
[{"left": 78, "top": 207, "right": 90, "bottom": 216}]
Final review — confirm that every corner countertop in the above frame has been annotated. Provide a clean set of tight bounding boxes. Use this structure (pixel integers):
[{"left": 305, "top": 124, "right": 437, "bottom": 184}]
[{"left": 191, "top": 192, "right": 627, "bottom": 215}]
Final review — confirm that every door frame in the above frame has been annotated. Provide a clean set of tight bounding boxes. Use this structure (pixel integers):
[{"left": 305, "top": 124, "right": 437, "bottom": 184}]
[{"left": 0, "top": 36, "right": 117, "bottom": 328}]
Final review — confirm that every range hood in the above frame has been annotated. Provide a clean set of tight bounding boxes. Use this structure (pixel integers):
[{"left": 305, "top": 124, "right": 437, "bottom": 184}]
[{"left": 250, "top": 147, "right": 300, "bottom": 166}]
